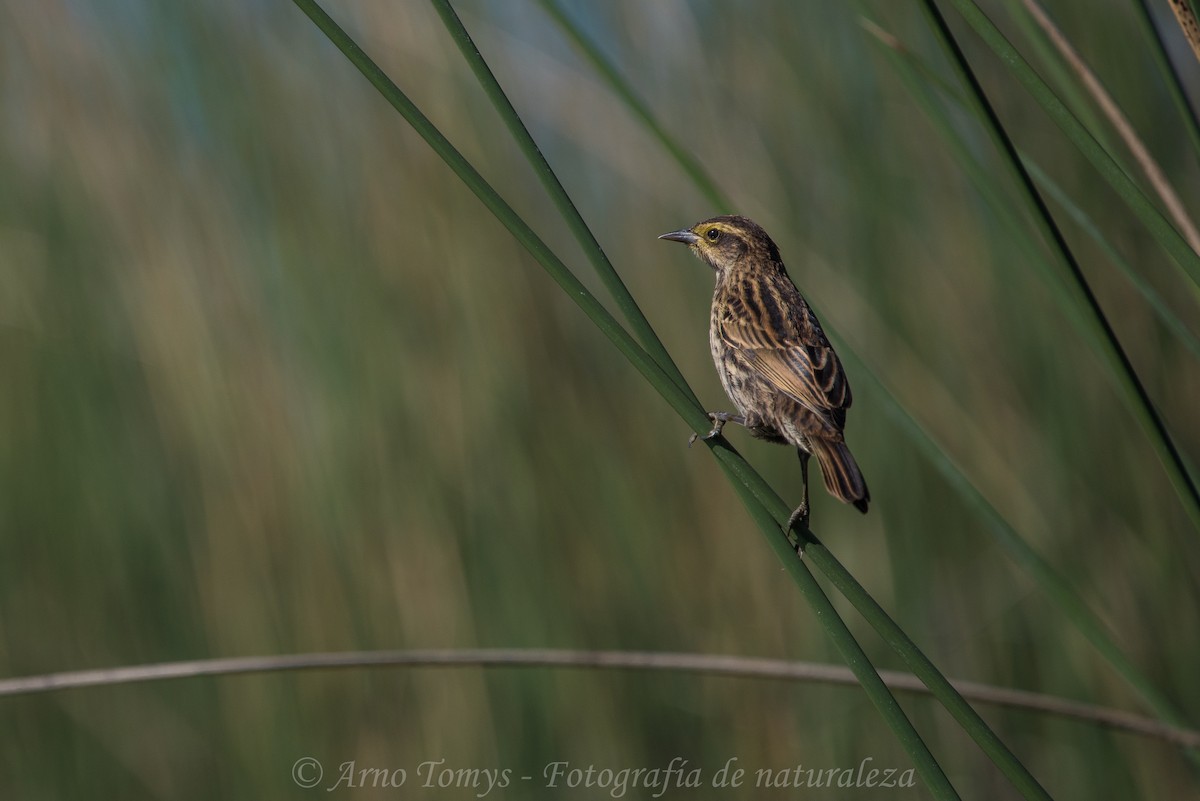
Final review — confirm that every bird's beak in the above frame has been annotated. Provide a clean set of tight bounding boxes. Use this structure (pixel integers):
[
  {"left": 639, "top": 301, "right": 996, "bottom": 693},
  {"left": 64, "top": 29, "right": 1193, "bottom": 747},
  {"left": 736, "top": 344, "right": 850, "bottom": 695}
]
[{"left": 658, "top": 229, "right": 699, "bottom": 245}]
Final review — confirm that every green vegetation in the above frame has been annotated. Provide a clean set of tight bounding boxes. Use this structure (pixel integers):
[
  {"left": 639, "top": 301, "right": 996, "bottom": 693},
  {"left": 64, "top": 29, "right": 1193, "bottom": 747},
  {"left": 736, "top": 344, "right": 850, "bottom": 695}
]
[{"left": 1, "top": 1, "right": 1197, "bottom": 797}]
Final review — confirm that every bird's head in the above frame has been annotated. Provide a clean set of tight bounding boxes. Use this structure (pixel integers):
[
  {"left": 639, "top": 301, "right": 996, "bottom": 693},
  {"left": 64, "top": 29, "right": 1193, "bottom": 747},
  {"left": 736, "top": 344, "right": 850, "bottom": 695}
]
[{"left": 659, "top": 215, "right": 782, "bottom": 274}]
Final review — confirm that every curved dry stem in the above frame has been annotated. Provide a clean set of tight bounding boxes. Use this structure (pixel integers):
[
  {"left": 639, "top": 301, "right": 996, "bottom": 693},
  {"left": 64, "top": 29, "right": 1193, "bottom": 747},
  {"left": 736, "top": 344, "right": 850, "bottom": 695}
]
[
  {"left": 1022, "top": 0, "right": 1200, "bottom": 254},
  {"left": 2, "top": 649, "right": 1196, "bottom": 749}
]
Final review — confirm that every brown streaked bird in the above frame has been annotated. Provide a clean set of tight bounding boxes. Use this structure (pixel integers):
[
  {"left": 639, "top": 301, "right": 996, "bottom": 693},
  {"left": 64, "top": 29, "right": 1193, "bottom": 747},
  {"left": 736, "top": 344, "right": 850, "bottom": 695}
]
[{"left": 660, "top": 215, "right": 869, "bottom": 535}]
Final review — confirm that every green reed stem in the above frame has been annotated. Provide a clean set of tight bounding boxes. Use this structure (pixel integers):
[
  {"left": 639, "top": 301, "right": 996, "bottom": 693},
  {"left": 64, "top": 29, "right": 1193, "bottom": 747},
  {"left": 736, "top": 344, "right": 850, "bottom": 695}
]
[
  {"left": 941, "top": 1, "right": 1200, "bottom": 296},
  {"left": 924, "top": 0, "right": 1200, "bottom": 533},
  {"left": 858, "top": 21, "right": 1200, "bottom": 768},
  {"left": 426, "top": 0, "right": 698, "bottom": 406},
  {"left": 1130, "top": 0, "right": 1200, "bottom": 162},
  {"left": 533, "top": 0, "right": 733, "bottom": 212}
]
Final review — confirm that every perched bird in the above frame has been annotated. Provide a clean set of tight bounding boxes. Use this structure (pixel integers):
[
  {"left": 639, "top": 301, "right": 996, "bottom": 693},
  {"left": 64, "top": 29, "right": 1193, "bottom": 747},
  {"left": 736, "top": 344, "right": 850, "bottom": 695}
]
[{"left": 659, "top": 215, "right": 869, "bottom": 535}]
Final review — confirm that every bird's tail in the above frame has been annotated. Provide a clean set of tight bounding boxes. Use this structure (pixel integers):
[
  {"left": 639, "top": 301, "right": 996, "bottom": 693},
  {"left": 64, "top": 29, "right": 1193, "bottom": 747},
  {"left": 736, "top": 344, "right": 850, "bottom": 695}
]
[{"left": 812, "top": 440, "right": 870, "bottom": 514}]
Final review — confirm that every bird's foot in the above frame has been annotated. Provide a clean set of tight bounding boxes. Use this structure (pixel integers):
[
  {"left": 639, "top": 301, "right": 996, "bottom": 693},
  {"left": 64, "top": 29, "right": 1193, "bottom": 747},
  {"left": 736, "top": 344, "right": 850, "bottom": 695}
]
[
  {"left": 785, "top": 502, "right": 809, "bottom": 554},
  {"left": 688, "top": 412, "right": 746, "bottom": 448}
]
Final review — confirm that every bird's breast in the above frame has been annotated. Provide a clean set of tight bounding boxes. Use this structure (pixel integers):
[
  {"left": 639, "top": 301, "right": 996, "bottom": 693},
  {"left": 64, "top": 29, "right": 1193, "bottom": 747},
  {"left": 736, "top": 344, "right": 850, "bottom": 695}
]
[
  {"left": 709, "top": 301, "right": 754, "bottom": 415},
  {"left": 708, "top": 301, "right": 733, "bottom": 392}
]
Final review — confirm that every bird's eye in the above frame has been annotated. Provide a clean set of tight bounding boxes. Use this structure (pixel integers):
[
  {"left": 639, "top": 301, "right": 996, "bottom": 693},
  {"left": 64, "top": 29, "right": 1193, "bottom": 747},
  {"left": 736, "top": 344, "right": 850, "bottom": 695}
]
[{"left": 706, "top": 228, "right": 721, "bottom": 241}]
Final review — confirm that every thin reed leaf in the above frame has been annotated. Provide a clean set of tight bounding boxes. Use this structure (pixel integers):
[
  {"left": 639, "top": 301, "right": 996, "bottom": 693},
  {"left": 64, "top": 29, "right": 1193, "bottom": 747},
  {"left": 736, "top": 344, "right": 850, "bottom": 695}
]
[
  {"left": 533, "top": 0, "right": 732, "bottom": 212},
  {"left": 845, "top": 31, "right": 1200, "bottom": 760},
  {"left": 720, "top": 473, "right": 960, "bottom": 800},
  {"left": 862, "top": 18, "right": 1200, "bottom": 364},
  {"left": 287, "top": 1, "right": 693, "bottom": 434},
  {"left": 853, "top": 12, "right": 1200, "bottom": 772},
  {"left": 923, "top": 0, "right": 1200, "bottom": 533},
  {"left": 942, "top": 0, "right": 1200, "bottom": 296},
  {"left": 1030, "top": 161, "right": 1200, "bottom": 364},
  {"left": 1132, "top": 0, "right": 1200, "bottom": 161},
  {"left": 1005, "top": 0, "right": 1124, "bottom": 167},
  {"left": 782, "top": 495, "right": 1055, "bottom": 799},
  {"left": 821, "top": 30, "right": 1200, "bottom": 753},
  {"left": 841, "top": 341, "right": 1200, "bottom": 771},
  {"left": 859, "top": 21, "right": 1097, "bottom": 337},
  {"left": 880, "top": 4, "right": 1200, "bottom": 768},
  {"left": 425, "top": 0, "right": 697, "bottom": 405},
  {"left": 1016, "top": 0, "right": 1200, "bottom": 253}
]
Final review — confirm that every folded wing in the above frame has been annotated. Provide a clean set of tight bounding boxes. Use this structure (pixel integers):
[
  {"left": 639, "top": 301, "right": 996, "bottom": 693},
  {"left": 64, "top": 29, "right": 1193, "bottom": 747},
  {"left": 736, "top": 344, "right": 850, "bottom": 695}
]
[{"left": 717, "top": 279, "right": 852, "bottom": 440}]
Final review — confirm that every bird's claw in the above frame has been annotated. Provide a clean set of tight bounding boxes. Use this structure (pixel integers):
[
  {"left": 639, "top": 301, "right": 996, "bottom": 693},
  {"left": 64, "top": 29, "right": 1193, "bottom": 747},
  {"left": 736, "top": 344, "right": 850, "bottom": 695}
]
[
  {"left": 785, "top": 502, "right": 810, "bottom": 555},
  {"left": 785, "top": 503, "right": 809, "bottom": 532},
  {"left": 688, "top": 413, "right": 731, "bottom": 448}
]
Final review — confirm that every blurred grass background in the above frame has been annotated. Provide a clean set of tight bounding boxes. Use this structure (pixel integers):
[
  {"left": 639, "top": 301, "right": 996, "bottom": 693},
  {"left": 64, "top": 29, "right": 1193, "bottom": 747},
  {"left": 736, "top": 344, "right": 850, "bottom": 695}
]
[{"left": 2, "top": 0, "right": 1199, "bottom": 797}]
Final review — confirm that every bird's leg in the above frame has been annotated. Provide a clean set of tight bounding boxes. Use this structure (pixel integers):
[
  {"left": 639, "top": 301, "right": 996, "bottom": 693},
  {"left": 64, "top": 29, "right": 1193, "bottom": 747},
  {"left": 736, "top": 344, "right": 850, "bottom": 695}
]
[
  {"left": 786, "top": 449, "right": 811, "bottom": 553},
  {"left": 688, "top": 411, "right": 747, "bottom": 447}
]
